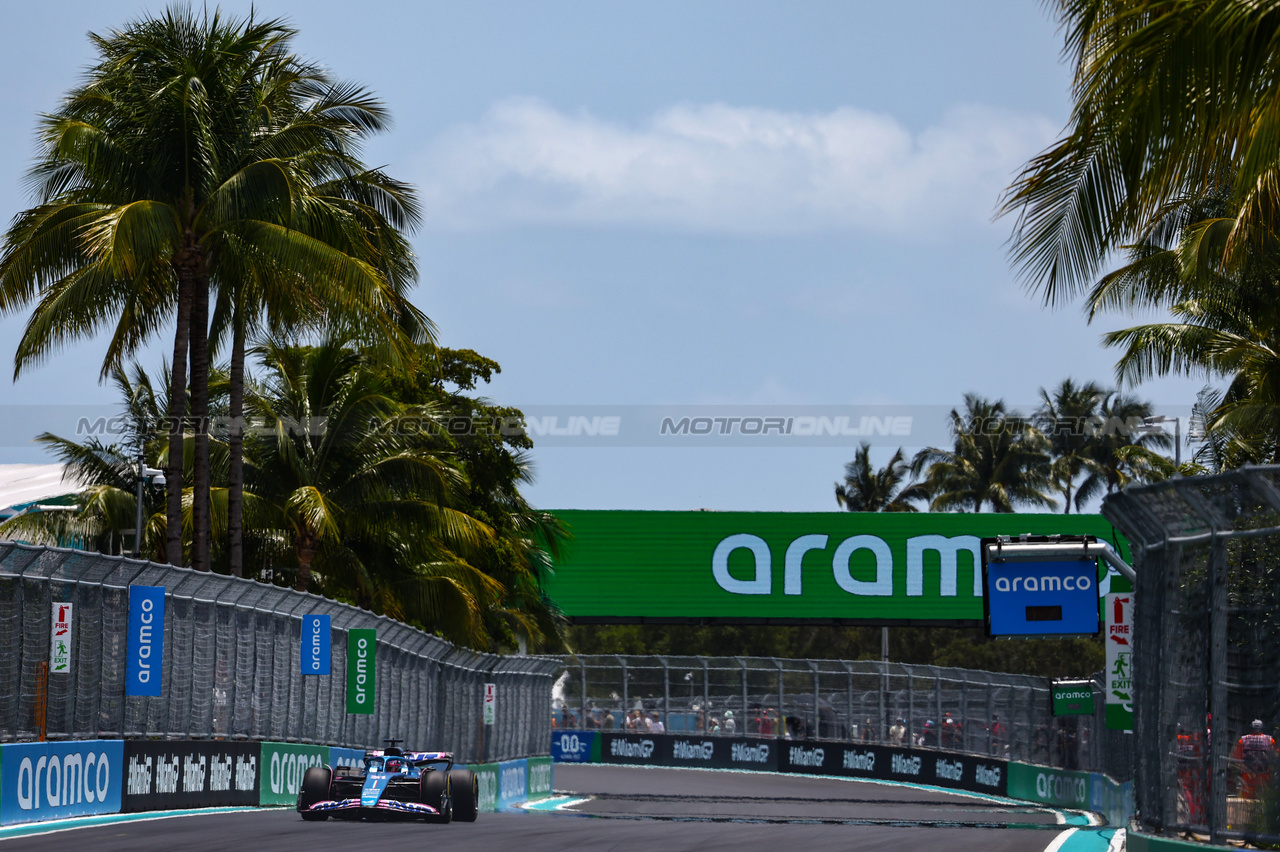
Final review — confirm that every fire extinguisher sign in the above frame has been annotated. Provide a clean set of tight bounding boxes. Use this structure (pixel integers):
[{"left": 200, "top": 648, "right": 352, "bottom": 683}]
[
  {"left": 50, "top": 602, "right": 73, "bottom": 673},
  {"left": 483, "top": 683, "right": 496, "bottom": 725},
  {"left": 1105, "top": 593, "right": 1134, "bottom": 731}
]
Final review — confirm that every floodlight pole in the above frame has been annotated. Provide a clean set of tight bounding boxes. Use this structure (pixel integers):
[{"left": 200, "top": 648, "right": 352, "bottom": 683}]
[{"left": 133, "top": 421, "right": 145, "bottom": 558}]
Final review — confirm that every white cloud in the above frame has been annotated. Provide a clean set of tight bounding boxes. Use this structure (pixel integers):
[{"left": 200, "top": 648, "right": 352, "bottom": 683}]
[{"left": 415, "top": 98, "right": 1057, "bottom": 235}]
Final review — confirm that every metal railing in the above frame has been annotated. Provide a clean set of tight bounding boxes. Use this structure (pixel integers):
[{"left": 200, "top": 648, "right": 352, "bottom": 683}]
[
  {"left": 0, "top": 541, "right": 558, "bottom": 762},
  {"left": 553, "top": 654, "right": 1132, "bottom": 778},
  {"left": 1104, "top": 466, "right": 1280, "bottom": 845}
]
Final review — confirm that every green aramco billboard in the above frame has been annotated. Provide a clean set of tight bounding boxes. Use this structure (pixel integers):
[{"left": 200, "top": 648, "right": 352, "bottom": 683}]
[{"left": 543, "top": 511, "right": 1129, "bottom": 624}]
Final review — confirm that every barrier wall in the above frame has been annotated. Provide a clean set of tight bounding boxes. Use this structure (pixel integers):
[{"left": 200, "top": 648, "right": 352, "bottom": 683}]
[
  {"left": 0, "top": 738, "right": 552, "bottom": 827},
  {"left": 553, "top": 730, "right": 1138, "bottom": 823}
]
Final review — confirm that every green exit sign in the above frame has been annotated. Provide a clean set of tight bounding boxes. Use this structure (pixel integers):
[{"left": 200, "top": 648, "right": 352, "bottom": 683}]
[{"left": 1052, "top": 681, "right": 1095, "bottom": 716}]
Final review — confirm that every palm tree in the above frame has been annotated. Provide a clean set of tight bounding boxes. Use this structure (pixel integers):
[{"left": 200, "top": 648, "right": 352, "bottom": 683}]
[
  {"left": 1000, "top": 1, "right": 1280, "bottom": 303},
  {"left": 0, "top": 9, "right": 423, "bottom": 573},
  {"left": 244, "top": 337, "right": 500, "bottom": 644},
  {"left": 834, "top": 443, "right": 926, "bottom": 512},
  {"left": 1034, "top": 379, "right": 1106, "bottom": 513},
  {"left": 912, "top": 394, "right": 1055, "bottom": 513},
  {"left": 1074, "top": 391, "right": 1171, "bottom": 501}
]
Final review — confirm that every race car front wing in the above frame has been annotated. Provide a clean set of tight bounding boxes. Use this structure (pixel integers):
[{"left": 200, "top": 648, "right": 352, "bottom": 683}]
[{"left": 303, "top": 798, "right": 441, "bottom": 817}]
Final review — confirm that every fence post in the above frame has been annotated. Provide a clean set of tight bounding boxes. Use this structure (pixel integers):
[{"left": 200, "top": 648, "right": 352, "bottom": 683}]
[
  {"left": 1208, "top": 531, "right": 1229, "bottom": 843},
  {"left": 935, "top": 667, "right": 943, "bottom": 742},
  {"left": 579, "top": 659, "right": 587, "bottom": 730},
  {"left": 660, "top": 657, "right": 670, "bottom": 732},
  {"left": 617, "top": 655, "right": 628, "bottom": 719},
  {"left": 907, "top": 668, "right": 915, "bottom": 745},
  {"left": 739, "top": 658, "right": 748, "bottom": 731}
]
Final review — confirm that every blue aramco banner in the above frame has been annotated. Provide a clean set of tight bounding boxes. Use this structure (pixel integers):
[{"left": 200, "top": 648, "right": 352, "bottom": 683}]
[
  {"left": 300, "top": 614, "right": 331, "bottom": 675},
  {"left": 0, "top": 740, "right": 124, "bottom": 825},
  {"left": 126, "top": 585, "right": 165, "bottom": 697}
]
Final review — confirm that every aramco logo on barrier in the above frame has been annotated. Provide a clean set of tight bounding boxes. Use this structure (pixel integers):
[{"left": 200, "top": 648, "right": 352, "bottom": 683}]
[
  {"left": 16, "top": 751, "right": 112, "bottom": 810},
  {"left": 1037, "top": 771, "right": 1088, "bottom": 805},
  {"left": 269, "top": 750, "right": 324, "bottom": 796},
  {"left": 347, "top": 629, "right": 376, "bottom": 714}
]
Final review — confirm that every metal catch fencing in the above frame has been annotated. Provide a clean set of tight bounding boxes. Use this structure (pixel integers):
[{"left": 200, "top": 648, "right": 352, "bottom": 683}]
[
  {"left": 0, "top": 541, "right": 558, "bottom": 762},
  {"left": 553, "top": 654, "right": 1133, "bottom": 779},
  {"left": 1104, "top": 466, "right": 1280, "bottom": 845}
]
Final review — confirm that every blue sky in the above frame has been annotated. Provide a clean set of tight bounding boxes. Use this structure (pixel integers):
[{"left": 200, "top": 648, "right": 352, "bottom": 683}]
[{"left": 0, "top": 1, "right": 1205, "bottom": 510}]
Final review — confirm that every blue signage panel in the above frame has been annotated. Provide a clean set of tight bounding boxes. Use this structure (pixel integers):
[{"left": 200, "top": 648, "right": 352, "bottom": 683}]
[
  {"left": 985, "top": 560, "right": 1099, "bottom": 636},
  {"left": 126, "top": 585, "right": 165, "bottom": 697},
  {"left": 0, "top": 740, "right": 124, "bottom": 825},
  {"left": 497, "top": 759, "right": 528, "bottom": 810},
  {"left": 551, "top": 731, "right": 596, "bottom": 763},
  {"left": 300, "top": 614, "right": 331, "bottom": 675}
]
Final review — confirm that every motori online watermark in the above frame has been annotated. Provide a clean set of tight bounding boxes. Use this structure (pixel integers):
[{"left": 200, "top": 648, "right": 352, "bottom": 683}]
[{"left": 0, "top": 405, "right": 1190, "bottom": 450}]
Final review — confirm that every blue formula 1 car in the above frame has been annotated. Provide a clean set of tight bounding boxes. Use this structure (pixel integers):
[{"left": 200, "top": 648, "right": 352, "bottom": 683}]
[{"left": 297, "top": 745, "right": 478, "bottom": 823}]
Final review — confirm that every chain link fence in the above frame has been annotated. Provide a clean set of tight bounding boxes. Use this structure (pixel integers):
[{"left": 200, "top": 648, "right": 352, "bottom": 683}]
[
  {"left": 0, "top": 541, "right": 557, "bottom": 762},
  {"left": 553, "top": 654, "right": 1133, "bottom": 778},
  {"left": 1104, "top": 466, "right": 1280, "bottom": 845}
]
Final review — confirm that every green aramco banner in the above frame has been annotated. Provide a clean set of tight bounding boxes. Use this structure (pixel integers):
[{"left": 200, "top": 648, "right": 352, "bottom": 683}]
[
  {"left": 543, "top": 511, "right": 1129, "bottom": 624},
  {"left": 347, "top": 629, "right": 376, "bottom": 714}
]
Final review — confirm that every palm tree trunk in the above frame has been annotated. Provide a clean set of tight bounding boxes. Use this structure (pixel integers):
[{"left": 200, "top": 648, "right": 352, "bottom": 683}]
[
  {"left": 296, "top": 528, "right": 317, "bottom": 592},
  {"left": 190, "top": 271, "right": 211, "bottom": 572},
  {"left": 228, "top": 304, "right": 245, "bottom": 578},
  {"left": 166, "top": 276, "right": 193, "bottom": 566}
]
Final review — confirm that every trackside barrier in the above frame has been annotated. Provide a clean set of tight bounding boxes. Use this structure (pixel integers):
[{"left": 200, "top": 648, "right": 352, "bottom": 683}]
[
  {"left": 123, "top": 740, "right": 258, "bottom": 811},
  {"left": 555, "top": 731, "right": 1138, "bottom": 823},
  {"left": 581, "top": 731, "right": 1004, "bottom": 796},
  {"left": 1005, "top": 761, "right": 1133, "bottom": 826},
  {"left": 0, "top": 739, "right": 551, "bottom": 826},
  {"left": 0, "top": 739, "right": 123, "bottom": 825},
  {"left": 463, "top": 757, "right": 553, "bottom": 811}
]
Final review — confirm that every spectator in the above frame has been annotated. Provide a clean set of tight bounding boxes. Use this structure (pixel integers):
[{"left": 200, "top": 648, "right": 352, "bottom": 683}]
[
  {"left": 723, "top": 710, "right": 736, "bottom": 734},
  {"left": 603, "top": 710, "right": 616, "bottom": 730},
  {"left": 649, "top": 711, "right": 665, "bottom": 734},
  {"left": 986, "top": 715, "right": 1006, "bottom": 755},
  {"left": 862, "top": 718, "right": 874, "bottom": 743},
  {"left": 889, "top": 718, "right": 906, "bottom": 746},
  {"left": 941, "top": 712, "right": 960, "bottom": 749},
  {"left": 1232, "top": 720, "right": 1277, "bottom": 799},
  {"left": 760, "top": 708, "right": 776, "bottom": 737},
  {"left": 920, "top": 719, "right": 938, "bottom": 748}
]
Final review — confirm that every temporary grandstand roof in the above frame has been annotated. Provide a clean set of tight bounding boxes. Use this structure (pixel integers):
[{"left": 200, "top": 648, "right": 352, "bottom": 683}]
[{"left": 0, "top": 464, "right": 78, "bottom": 519}]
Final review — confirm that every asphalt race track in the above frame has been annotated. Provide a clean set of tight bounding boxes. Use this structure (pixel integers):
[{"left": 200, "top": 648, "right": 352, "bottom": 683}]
[{"left": 2, "top": 764, "right": 1071, "bottom": 852}]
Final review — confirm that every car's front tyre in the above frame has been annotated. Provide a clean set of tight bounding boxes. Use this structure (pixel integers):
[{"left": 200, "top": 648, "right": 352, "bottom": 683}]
[
  {"left": 298, "top": 766, "right": 332, "bottom": 821},
  {"left": 449, "top": 769, "right": 478, "bottom": 822},
  {"left": 421, "top": 769, "right": 452, "bottom": 824}
]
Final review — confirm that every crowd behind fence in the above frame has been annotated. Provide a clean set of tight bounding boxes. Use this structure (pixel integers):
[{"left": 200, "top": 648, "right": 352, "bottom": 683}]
[
  {"left": 1104, "top": 466, "right": 1280, "bottom": 845},
  {"left": 554, "top": 654, "right": 1134, "bottom": 780},
  {"left": 0, "top": 541, "right": 557, "bottom": 762}
]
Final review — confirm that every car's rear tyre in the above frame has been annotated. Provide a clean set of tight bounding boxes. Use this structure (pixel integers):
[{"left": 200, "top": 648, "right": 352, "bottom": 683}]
[
  {"left": 298, "top": 766, "right": 332, "bottom": 821},
  {"left": 421, "top": 769, "right": 452, "bottom": 824},
  {"left": 449, "top": 769, "right": 478, "bottom": 822}
]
